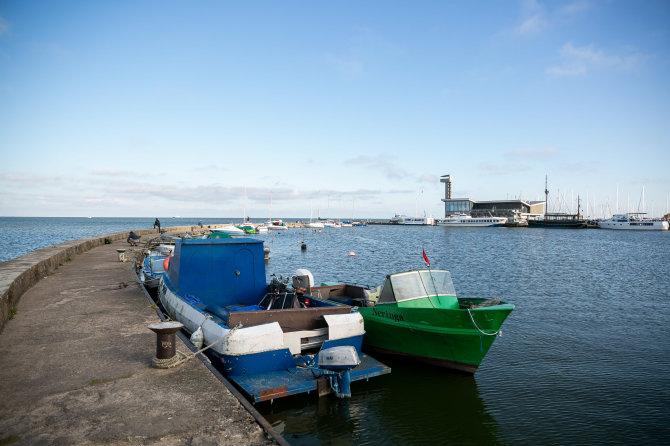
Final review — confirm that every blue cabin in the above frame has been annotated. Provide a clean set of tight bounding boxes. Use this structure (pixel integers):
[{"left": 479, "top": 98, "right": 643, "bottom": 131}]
[{"left": 165, "top": 238, "right": 267, "bottom": 308}]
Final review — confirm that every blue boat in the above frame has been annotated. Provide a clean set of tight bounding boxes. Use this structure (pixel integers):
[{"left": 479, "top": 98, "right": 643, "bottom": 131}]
[
  {"left": 138, "top": 240, "right": 175, "bottom": 291},
  {"left": 158, "top": 237, "right": 390, "bottom": 402}
]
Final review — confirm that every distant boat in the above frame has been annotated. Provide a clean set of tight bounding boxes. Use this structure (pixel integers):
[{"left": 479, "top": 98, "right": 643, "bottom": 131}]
[
  {"left": 211, "top": 226, "right": 245, "bottom": 236},
  {"left": 437, "top": 214, "right": 507, "bottom": 227},
  {"left": 527, "top": 213, "right": 587, "bottom": 229},
  {"left": 528, "top": 177, "right": 586, "bottom": 229},
  {"left": 598, "top": 213, "right": 668, "bottom": 231},
  {"left": 236, "top": 224, "right": 258, "bottom": 234},
  {"left": 138, "top": 237, "right": 175, "bottom": 291},
  {"left": 392, "top": 214, "right": 435, "bottom": 225},
  {"left": 322, "top": 220, "right": 341, "bottom": 228},
  {"left": 266, "top": 219, "right": 289, "bottom": 230},
  {"left": 305, "top": 201, "right": 325, "bottom": 228}
]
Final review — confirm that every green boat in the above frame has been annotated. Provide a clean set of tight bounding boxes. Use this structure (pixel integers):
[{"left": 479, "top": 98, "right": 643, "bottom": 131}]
[
  {"left": 236, "top": 224, "right": 258, "bottom": 234},
  {"left": 307, "top": 269, "right": 514, "bottom": 373}
]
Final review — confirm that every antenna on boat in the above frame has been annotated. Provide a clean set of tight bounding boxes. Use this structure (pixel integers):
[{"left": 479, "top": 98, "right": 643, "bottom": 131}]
[{"left": 420, "top": 247, "right": 438, "bottom": 308}]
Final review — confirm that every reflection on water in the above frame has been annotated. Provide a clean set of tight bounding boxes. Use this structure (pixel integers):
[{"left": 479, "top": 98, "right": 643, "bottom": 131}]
[
  {"left": 262, "top": 357, "right": 503, "bottom": 445},
  {"left": 258, "top": 225, "right": 670, "bottom": 445}
]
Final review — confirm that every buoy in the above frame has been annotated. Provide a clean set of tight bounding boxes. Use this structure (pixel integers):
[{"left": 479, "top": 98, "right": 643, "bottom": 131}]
[
  {"left": 163, "top": 255, "right": 172, "bottom": 271},
  {"left": 190, "top": 326, "right": 204, "bottom": 349},
  {"left": 301, "top": 242, "right": 307, "bottom": 251},
  {"left": 348, "top": 251, "right": 356, "bottom": 257}
]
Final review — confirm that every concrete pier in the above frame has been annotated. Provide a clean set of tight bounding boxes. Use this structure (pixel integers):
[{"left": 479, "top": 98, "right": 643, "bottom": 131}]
[{"left": 0, "top": 228, "right": 284, "bottom": 445}]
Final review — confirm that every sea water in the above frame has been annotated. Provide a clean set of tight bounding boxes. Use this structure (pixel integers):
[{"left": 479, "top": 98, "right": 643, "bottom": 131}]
[
  {"left": 259, "top": 225, "right": 670, "bottom": 445},
  {"left": 2, "top": 219, "right": 669, "bottom": 444},
  {"left": 0, "top": 216, "right": 256, "bottom": 263}
]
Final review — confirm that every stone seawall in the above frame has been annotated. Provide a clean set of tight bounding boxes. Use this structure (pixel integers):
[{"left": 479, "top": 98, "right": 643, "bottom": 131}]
[{"left": 0, "top": 225, "right": 201, "bottom": 332}]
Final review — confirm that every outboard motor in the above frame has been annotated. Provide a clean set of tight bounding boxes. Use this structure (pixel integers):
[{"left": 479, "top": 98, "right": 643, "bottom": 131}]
[
  {"left": 293, "top": 268, "right": 314, "bottom": 294},
  {"left": 316, "top": 346, "right": 361, "bottom": 398}
]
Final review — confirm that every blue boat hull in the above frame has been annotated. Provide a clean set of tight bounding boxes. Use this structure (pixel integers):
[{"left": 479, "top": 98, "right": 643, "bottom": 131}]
[{"left": 228, "top": 352, "right": 390, "bottom": 403}]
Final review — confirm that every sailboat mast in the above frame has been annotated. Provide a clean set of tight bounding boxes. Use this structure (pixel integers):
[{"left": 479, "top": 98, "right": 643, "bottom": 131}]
[
  {"left": 577, "top": 195, "right": 581, "bottom": 217},
  {"left": 544, "top": 175, "right": 549, "bottom": 216}
]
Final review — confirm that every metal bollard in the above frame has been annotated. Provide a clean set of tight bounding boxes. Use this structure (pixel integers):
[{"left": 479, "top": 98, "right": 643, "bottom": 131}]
[
  {"left": 116, "top": 249, "right": 126, "bottom": 262},
  {"left": 148, "top": 321, "right": 184, "bottom": 360}
]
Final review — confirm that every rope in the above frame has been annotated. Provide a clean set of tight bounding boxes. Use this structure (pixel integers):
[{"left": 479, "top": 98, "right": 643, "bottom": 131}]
[
  {"left": 466, "top": 308, "right": 501, "bottom": 337},
  {"left": 152, "top": 323, "right": 243, "bottom": 369}
]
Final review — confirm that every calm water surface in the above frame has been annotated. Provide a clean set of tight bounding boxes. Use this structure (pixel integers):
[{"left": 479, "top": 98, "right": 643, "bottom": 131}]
[
  {"left": 259, "top": 225, "right": 670, "bottom": 445},
  {"left": 0, "top": 216, "right": 264, "bottom": 263},
  {"left": 2, "top": 219, "right": 669, "bottom": 444}
]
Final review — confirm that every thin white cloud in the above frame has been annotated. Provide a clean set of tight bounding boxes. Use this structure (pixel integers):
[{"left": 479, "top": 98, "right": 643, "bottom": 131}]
[
  {"left": 547, "top": 43, "right": 647, "bottom": 77},
  {"left": 0, "top": 16, "right": 10, "bottom": 35},
  {"left": 479, "top": 162, "right": 531, "bottom": 174},
  {"left": 325, "top": 54, "right": 364, "bottom": 77},
  {"left": 516, "top": 14, "right": 546, "bottom": 36},
  {"left": 559, "top": 0, "right": 593, "bottom": 16},
  {"left": 514, "top": 0, "right": 546, "bottom": 36},
  {"left": 418, "top": 173, "right": 438, "bottom": 184},
  {"left": 2, "top": 172, "right": 69, "bottom": 185},
  {"left": 91, "top": 168, "right": 132, "bottom": 177},
  {"left": 345, "top": 154, "right": 409, "bottom": 180}
]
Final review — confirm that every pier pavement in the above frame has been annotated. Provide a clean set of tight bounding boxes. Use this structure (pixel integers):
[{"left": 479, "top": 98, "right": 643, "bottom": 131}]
[{"left": 0, "top": 227, "right": 282, "bottom": 445}]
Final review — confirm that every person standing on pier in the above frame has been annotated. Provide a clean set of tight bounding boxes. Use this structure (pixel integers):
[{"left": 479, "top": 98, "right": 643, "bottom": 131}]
[{"left": 154, "top": 218, "right": 161, "bottom": 233}]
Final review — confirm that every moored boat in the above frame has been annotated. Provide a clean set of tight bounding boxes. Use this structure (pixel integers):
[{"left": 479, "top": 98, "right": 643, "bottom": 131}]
[
  {"left": 527, "top": 213, "right": 587, "bottom": 229},
  {"left": 598, "top": 213, "right": 669, "bottom": 231},
  {"left": 235, "top": 224, "right": 258, "bottom": 234},
  {"left": 528, "top": 177, "right": 586, "bottom": 229},
  {"left": 304, "top": 269, "right": 514, "bottom": 373},
  {"left": 436, "top": 213, "right": 507, "bottom": 227},
  {"left": 265, "top": 219, "right": 289, "bottom": 230},
  {"left": 393, "top": 215, "right": 435, "bottom": 225},
  {"left": 138, "top": 239, "right": 174, "bottom": 291},
  {"left": 158, "top": 237, "right": 390, "bottom": 402},
  {"left": 210, "top": 225, "right": 245, "bottom": 236}
]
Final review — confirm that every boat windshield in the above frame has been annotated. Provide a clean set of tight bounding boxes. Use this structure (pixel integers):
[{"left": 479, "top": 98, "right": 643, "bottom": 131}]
[
  {"left": 420, "top": 270, "right": 456, "bottom": 297},
  {"left": 389, "top": 270, "right": 456, "bottom": 302}
]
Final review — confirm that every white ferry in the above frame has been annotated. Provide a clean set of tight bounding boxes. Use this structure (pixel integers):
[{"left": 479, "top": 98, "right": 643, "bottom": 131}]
[{"left": 436, "top": 213, "right": 507, "bottom": 227}]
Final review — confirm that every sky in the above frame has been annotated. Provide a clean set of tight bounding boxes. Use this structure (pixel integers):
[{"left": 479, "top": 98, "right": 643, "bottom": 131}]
[{"left": 1, "top": 0, "right": 669, "bottom": 219}]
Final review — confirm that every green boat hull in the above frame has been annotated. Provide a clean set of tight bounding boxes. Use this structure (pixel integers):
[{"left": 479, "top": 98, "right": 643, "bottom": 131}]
[{"left": 358, "top": 297, "right": 514, "bottom": 373}]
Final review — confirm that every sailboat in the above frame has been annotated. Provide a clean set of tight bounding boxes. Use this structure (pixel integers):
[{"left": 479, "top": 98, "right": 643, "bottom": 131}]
[
  {"left": 305, "top": 201, "right": 324, "bottom": 228},
  {"left": 236, "top": 186, "right": 259, "bottom": 234},
  {"left": 264, "top": 192, "right": 288, "bottom": 230},
  {"left": 527, "top": 177, "right": 586, "bottom": 229}
]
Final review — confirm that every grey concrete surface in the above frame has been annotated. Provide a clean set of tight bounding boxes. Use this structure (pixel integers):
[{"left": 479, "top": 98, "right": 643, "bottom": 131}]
[
  {"left": 0, "top": 234, "right": 278, "bottom": 445},
  {"left": 0, "top": 225, "right": 204, "bottom": 331}
]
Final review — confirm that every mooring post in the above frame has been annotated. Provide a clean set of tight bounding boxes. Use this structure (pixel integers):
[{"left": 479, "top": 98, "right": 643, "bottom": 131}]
[
  {"left": 116, "top": 249, "right": 126, "bottom": 262},
  {"left": 148, "top": 321, "right": 184, "bottom": 360}
]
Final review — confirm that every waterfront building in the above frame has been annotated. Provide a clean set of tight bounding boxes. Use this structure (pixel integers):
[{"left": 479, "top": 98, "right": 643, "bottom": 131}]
[{"left": 440, "top": 174, "right": 544, "bottom": 224}]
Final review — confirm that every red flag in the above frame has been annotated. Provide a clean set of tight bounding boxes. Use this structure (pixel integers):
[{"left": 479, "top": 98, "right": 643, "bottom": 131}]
[{"left": 422, "top": 248, "right": 430, "bottom": 267}]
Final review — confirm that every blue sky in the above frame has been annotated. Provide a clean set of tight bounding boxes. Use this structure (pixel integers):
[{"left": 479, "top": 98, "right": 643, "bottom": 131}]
[{"left": 1, "top": 0, "right": 669, "bottom": 219}]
